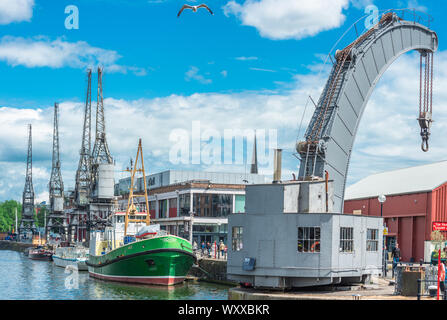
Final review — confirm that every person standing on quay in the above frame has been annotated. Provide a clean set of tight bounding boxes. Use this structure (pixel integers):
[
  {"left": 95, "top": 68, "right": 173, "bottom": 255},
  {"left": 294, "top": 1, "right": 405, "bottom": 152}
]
[
  {"left": 219, "top": 241, "right": 225, "bottom": 259},
  {"left": 392, "top": 243, "right": 401, "bottom": 278},
  {"left": 440, "top": 261, "right": 446, "bottom": 299}
]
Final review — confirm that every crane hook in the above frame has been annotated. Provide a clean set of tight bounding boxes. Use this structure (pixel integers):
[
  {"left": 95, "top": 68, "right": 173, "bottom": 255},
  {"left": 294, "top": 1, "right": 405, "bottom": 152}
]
[{"left": 421, "top": 138, "right": 429, "bottom": 152}]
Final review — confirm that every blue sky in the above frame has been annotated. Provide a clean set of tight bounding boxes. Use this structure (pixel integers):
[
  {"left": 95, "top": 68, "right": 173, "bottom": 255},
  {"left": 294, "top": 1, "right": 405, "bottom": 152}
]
[
  {"left": 2, "top": 0, "right": 443, "bottom": 106},
  {"left": 0, "top": 0, "right": 446, "bottom": 202}
]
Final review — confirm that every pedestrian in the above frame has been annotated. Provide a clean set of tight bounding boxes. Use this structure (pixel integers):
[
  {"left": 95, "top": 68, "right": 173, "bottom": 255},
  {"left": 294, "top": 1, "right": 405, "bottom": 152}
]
[
  {"left": 193, "top": 240, "right": 198, "bottom": 251},
  {"left": 224, "top": 244, "right": 227, "bottom": 259},
  {"left": 206, "top": 241, "right": 211, "bottom": 257},
  {"left": 440, "top": 261, "right": 446, "bottom": 299},
  {"left": 201, "top": 241, "right": 206, "bottom": 255},
  {"left": 219, "top": 241, "right": 225, "bottom": 259},
  {"left": 392, "top": 243, "right": 401, "bottom": 278}
]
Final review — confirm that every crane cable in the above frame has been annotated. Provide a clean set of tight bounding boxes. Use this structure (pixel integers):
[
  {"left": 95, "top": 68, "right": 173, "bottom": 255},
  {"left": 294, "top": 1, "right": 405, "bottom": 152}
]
[{"left": 418, "top": 50, "right": 434, "bottom": 152}]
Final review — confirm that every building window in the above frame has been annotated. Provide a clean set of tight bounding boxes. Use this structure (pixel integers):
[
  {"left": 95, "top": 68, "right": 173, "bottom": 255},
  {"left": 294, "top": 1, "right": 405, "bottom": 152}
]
[
  {"left": 158, "top": 199, "right": 168, "bottom": 218},
  {"left": 298, "top": 227, "right": 320, "bottom": 253},
  {"left": 235, "top": 195, "right": 245, "bottom": 213},
  {"left": 179, "top": 194, "right": 191, "bottom": 216},
  {"left": 340, "top": 227, "right": 354, "bottom": 253},
  {"left": 366, "top": 229, "right": 378, "bottom": 251},
  {"left": 232, "top": 226, "right": 243, "bottom": 251},
  {"left": 193, "top": 193, "right": 233, "bottom": 217}
]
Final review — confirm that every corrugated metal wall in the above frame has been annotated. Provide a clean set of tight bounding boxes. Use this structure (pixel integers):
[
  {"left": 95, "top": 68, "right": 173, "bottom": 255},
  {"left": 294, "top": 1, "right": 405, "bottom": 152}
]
[
  {"left": 344, "top": 190, "right": 434, "bottom": 262},
  {"left": 431, "top": 183, "right": 447, "bottom": 223}
]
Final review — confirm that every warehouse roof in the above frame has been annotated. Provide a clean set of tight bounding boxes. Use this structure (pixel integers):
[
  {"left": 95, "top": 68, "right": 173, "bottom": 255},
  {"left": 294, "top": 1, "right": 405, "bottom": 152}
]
[{"left": 345, "top": 161, "right": 447, "bottom": 200}]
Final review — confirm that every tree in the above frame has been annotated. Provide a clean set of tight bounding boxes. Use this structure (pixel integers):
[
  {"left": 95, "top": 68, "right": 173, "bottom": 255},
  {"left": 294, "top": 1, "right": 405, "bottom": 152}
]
[{"left": 0, "top": 200, "right": 22, "bottom": 232}]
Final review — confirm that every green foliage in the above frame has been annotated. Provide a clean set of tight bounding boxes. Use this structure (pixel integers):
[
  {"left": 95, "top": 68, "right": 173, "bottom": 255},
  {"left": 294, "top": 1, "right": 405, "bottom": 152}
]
[
  {"left": 0, "top": 200, "right": 22, "bottom": 232},
  {"left": 35, "top": 206, "right": 48, "bottom": 228}
]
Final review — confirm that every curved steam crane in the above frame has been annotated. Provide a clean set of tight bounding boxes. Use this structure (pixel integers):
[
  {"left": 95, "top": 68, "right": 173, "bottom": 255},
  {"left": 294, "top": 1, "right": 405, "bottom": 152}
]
[{"left": 296, "top": 11, "right": 438, "bottom": 213}]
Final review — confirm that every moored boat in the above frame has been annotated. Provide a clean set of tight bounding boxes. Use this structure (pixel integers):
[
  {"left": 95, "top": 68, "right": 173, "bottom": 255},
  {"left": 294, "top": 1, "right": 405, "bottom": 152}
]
[
  {"left": 28, "top": 246, "right": 53, "bottom": 261},
  {"left": 53, "top": 246, "right": 89, "bottom": 271},
  {"left": 87, "top": 233, "right": 195, "bottom": 285},
  {"left": 86, "top": 139, "right": 196, "bottom": 285}
]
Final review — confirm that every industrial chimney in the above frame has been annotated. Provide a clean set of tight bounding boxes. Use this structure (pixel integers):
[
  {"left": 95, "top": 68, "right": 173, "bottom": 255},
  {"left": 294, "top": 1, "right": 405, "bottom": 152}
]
[{"left": 273, "top": 149, "right": 282, "bottom": 183}]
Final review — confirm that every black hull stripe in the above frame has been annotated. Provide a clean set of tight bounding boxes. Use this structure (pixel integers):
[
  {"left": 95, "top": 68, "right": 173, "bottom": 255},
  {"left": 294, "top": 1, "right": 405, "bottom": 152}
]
[{"left": 86, "top": 248, "right": 197, "bottom": 268}]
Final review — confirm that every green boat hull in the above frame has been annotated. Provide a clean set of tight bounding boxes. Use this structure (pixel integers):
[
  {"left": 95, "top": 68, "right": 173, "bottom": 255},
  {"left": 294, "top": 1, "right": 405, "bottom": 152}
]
[{"left": 86, "top": 235, "right": 196, "bottom": 285}]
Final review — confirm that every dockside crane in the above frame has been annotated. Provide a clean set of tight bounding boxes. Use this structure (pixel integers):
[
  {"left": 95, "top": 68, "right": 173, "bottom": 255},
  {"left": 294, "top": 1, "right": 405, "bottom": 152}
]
[
  {"left": 47, "top": 103, "right": 66, "bottom": 242},
  {"left": 88, "top": 67, "right": 115, "bottom": 233},
  {"left": 295, "top": 10, "right": 438, "bottom": 213},
  {"left": 70, "top": 69, "right": 93, "bottom": 244},
  {"left": 19, "top": 124, "right": 36, "bottom": 239}
]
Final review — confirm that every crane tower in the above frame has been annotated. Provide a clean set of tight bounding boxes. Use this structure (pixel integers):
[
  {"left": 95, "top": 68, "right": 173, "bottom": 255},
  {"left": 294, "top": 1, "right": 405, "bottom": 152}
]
[
  {"left": 70, "top": 69, "right": 92, "bottom": 243},
  {"left": 47, "top": 103, "right": 67, "bottom": 241},
  {"left": 89, "top": 67, "right": 115, "bottom": 232},
  {"left": 19, "top": 124, "right": 36, "bottom": 238}
]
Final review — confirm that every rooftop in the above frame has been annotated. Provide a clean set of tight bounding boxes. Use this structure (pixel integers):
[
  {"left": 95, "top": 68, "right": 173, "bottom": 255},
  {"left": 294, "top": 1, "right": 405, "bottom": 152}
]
[{"left": 345, "top": 161, "right": 447, "bottom": 200}]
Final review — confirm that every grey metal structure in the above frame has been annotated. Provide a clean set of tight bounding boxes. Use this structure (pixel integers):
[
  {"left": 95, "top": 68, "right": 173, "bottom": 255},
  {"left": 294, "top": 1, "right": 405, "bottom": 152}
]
[
  {"left": 296, "top": 12, "right": 438, "bottom": 213},
  {"left": 228, "top": 10, "right": 439, "bottom": 289},
  {"left": 19, "top": 124, "right": 36, "bottom": 236},
  {"left": 116, "top": 170, "right": 266, "bottom": 195},
  {"left": 227, "top": 182, "right": 383, "bottom": 289},
  {"left": 89, "top": 67, "right": 115, "bottom": 232},
  {"left": 70, "top": 69, "right": 92, "bottom": 243},
  {"left": 47, "top": 103, "right": 66, "bottom": 239}
]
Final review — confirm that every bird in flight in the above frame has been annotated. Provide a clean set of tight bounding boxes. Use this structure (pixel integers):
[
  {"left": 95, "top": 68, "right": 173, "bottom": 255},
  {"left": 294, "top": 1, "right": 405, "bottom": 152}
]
[{"left": 177, "top": 4, "right": 214, "bottom": 17}]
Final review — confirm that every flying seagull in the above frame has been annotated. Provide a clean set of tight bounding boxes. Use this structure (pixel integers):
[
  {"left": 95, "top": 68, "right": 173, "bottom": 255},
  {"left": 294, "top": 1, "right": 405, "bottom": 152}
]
[{"left": 177, "top": 4, "right": 214, "bottom": 17}]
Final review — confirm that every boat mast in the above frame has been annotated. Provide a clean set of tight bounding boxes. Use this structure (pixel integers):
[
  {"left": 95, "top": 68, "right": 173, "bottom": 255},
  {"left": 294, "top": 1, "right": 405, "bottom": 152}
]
[{"left": 124, "top": 139, "right": 150, "bottom": 236}]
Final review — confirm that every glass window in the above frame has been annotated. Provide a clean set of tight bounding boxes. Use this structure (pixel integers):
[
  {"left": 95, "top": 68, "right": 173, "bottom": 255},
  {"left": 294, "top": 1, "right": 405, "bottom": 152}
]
[
  {"left": 235, "top": 195, "right": 245, "bottom": 213},
  {"left": 158, "top": 199, "right": 168, "bottom": 218},
  {"left": 340, "top": 227, "right": 354, "bottom": 253},
  {"left": 169, "top": 198, "right": 177, "bottom": 209},
  {"left": 298, "top": 227, "right": 320, "bottom": 253},
  {"left": 366, "top": 229, "right": 378, "bottom": 251},
  {"left": 193, "top": 193, "right": 233, "bottom": 217},
  {"left": 232, "top": 226, "right": 243, "bottom": 251},
  {"left": 179, "top": 194, "right": 191, "bottom": 216}
]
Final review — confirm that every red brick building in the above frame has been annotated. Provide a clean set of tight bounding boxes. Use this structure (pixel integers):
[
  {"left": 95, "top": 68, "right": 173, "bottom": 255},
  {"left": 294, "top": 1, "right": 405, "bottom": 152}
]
[{"left": 343, "top": 161, "right": 447, "bottom": 262}]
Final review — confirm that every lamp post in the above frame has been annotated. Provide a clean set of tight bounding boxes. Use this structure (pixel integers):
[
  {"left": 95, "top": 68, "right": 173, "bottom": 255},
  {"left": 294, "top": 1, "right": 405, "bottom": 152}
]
[{"left": 378, "top": 194, "right": 387, "bottom": 277}]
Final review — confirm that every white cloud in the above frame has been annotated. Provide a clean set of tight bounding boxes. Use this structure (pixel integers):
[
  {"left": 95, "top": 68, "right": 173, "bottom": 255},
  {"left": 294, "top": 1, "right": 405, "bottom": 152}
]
[
  {"left": 0, "top": 36, "right": 148, "bottom": 76},
  {"left": 235, "top": 56, "right": 258, "bottom": 61},
  {"left": 250, "top": 67, "right": 276, "bottom": 73},
  {"left": 2, "top": 50, "right": 447, "bottom": 202},
  {"left": 223, "top": 0, "right": 349, "bottom": 40},
  {"left": 185, "top": 66, "right": 212, "bottom": 84},
  {"left": 0, "top": 0, "right": 34, "bottom": 25}
]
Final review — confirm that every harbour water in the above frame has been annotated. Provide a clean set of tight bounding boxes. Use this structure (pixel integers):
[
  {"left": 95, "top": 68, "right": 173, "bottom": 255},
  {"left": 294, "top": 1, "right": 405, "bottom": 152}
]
[{"left": 0, "top": 250, "right": 230, "bottom": 300}]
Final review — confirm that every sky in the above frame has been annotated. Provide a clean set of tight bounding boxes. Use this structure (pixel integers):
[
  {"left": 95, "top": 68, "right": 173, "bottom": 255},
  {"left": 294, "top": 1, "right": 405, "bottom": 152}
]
[{"left": 0, "top": 0, "right": 446, "bottom": 203}]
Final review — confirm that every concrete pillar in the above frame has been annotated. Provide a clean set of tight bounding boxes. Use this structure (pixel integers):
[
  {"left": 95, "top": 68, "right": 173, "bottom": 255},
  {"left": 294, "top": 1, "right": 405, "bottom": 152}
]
[
  {"left": 166, "top": 197, "right": 170, "bottom": 219},
  {"left": 176, "top": 190, "right": 180, "bottom": 217},
  {"left": 155, "top": 195, "right": 159, "bottom": 219},
  {"left": 232, "top": 194, "right": 236, "bottom": 214}
]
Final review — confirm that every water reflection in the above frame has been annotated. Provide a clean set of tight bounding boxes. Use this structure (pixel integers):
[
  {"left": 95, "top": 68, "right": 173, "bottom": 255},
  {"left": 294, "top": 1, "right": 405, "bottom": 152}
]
[{"left": 0, "top": 250, "right": 229, "bottom": 300}]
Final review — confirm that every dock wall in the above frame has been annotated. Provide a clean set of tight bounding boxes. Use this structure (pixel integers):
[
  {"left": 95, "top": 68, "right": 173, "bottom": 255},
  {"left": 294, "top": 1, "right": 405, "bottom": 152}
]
[
  {"left": 189, "top": 258, "right": 237, "bottom": 286},
  {"left": 0, "top": 241, "right": 32, "bottom": 253}
]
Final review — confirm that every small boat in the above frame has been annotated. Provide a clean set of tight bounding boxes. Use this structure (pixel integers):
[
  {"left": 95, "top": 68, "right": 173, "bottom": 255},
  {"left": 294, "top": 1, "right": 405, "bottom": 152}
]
[
  {"left": 28, "top": 246, "right": 53, "bottom": 261},
  {"left": 52, "top": 246, "right": 89, "bottom": 271}
]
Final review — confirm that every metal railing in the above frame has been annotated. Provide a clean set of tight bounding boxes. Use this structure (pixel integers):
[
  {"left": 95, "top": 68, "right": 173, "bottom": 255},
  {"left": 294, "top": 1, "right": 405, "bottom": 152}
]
[
  {"left": 393, "top": 262, "right": 434, "bottom": 295},
  {"left": 417, "top": 279, "right": 446, "bottom": 300},
  {"left": 194, "top": 248, "right": 227, "bottom": 261}
]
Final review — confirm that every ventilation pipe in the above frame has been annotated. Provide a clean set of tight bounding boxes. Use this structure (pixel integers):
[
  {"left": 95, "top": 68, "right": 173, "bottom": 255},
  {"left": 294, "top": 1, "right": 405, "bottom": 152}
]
[{"left": 273, "top": 149, "right": 282, "bottom": 183}]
